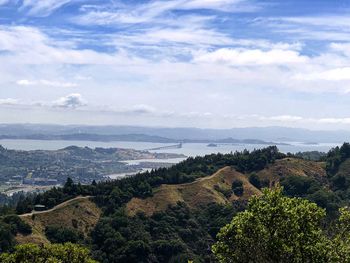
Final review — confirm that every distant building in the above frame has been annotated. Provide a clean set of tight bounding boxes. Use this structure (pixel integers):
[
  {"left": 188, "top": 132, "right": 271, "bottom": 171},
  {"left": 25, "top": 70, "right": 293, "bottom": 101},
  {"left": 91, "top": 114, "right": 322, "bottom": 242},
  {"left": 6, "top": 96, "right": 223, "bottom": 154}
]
[
  {"left": 23, "top": 178, "right": 58, "bottom": 186},
  {"left": 34, "top": 204, "right": 46, "bottom": 211}
]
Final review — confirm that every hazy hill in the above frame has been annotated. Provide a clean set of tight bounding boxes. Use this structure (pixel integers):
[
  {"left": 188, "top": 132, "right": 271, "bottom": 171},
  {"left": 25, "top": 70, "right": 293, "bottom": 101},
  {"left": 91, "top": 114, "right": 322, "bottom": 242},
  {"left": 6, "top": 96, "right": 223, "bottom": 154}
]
[{"left": 0, "top": 124, "right": 349, "bottom": 142}]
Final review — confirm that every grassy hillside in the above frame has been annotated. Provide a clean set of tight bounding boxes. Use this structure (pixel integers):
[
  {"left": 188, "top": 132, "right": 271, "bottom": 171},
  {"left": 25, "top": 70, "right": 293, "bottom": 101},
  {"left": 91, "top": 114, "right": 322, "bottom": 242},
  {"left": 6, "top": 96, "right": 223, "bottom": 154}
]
[
  {"left": 257, "top": 157, "right": 327, "bottom": 185},
  {"left": 16, "top": 196, "right": 101, "bottom": 245},
  {"left": 10, "top": 146, "right": 348, "bottom": 262},
  {"left": 127, "top": 157, "right": 326, "bottom": 217},
  {"left": 127, "top": 166, "right": 261, "bottom": 216}
]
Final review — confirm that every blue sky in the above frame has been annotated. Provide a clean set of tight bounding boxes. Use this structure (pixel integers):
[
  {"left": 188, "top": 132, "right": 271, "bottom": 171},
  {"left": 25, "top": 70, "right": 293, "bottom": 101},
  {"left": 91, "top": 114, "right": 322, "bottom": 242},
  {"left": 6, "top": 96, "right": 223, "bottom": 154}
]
[{"left": 1, "top": 0, "right": 350, "bottom": 129}]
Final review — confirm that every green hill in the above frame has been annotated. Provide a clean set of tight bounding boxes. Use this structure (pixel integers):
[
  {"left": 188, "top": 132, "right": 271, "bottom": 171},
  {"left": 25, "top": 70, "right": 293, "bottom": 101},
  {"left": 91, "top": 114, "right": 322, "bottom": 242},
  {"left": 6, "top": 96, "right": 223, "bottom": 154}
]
[{"left": 4, "top": 145, "right": 350, "bottom": 262}]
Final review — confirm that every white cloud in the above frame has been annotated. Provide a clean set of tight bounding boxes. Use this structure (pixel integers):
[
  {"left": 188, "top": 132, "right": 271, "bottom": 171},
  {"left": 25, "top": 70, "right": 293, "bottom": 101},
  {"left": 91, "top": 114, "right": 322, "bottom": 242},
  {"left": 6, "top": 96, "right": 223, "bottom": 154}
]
[
  {"left": 0, "top": 26, "right": 142, "bottom": 65},
  {"left": 16, "top": 79, "right": 36, "bottom": 86},
  {"left": 260, "top": 115, "right": 304, "bottom": 122},
  {"left": 75, "top": 0, "right": 255, "bottom": 26},
  {"left": 179, "top": 0, "right": 252, "bottom": 11},
  {"left": 0, "top": 98, "right": 19, "bottom": 105},
  {"left": 317, "top": 118, "right": 350, "bottom": 124},
  {"left": 228, "top": 115, "right": 350, "bottom": 126},
  {"left": 53, "top": 93, "right": 87, "bottom": 108},
  {"left": 277, "top": 16, "right": 350, "bottom": 28},
  {"left": 40, "top": 80, "right": 78, "bottom": 87},
  {"left": 21, "top": 0, "right": 72, "bottom": 16},
  {"left": 17, "top": 79, "right": 77, "bottom": 87},
  {"left": 116, "top": 26, "right": 233, "bottom": 47},
  {"left": 194, "top": 48, "right": 308, "bottom": 65},
  {"left": 295, "top": 67, "right": 350, "bottom": 81},
  {"left": 330, "top": 43, "right": 350, "bottom": 57}
]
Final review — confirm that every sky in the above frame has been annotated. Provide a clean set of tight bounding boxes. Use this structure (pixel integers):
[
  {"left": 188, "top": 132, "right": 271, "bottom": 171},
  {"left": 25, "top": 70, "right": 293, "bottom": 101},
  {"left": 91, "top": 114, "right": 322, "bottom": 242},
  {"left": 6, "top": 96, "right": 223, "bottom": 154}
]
[{"left": 1, "top": 0, "right": 350, "bottom": 129}]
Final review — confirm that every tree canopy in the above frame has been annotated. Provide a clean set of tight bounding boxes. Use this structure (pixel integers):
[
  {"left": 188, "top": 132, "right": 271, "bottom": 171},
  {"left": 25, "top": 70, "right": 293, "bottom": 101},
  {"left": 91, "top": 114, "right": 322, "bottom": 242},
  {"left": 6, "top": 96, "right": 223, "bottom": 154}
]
[
  {"left": 212, "top": 187, "right": 350, "bottom": 263},
  {"left": 0, "top": 243, "right": 97, "bottom": 263}
]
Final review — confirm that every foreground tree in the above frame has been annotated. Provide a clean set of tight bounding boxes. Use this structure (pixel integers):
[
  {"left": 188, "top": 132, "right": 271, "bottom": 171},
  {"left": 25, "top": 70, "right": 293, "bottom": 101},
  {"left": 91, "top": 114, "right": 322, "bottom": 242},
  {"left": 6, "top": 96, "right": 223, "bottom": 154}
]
[
  {"left": 212, "top": 187, "right": 332, "bottom": 263},
  {"left": 330, "top": 207, "right": 350, "bottom": 262},
  {"left": 0, "top": 242, "right": 97, "bottom": 263}
]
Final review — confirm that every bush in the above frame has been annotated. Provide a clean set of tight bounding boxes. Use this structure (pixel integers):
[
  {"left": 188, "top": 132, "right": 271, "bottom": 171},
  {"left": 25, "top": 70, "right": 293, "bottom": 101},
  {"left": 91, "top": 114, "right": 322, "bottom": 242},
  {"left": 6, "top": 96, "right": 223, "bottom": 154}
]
[
  {"left": 248, "top": 173, "right": 261, "bottom": 189},
  {"left": 232, "top": 180, "right": 244, "bottom": 196},
  {"left": 2, "top": 215, "right": 32, "bottom": 235},
  {"left": 0, "top": 243, "right": 97, "bottom": 263},
  {"left": 45, "top": 225, "right": 84, "bottom": 244}
]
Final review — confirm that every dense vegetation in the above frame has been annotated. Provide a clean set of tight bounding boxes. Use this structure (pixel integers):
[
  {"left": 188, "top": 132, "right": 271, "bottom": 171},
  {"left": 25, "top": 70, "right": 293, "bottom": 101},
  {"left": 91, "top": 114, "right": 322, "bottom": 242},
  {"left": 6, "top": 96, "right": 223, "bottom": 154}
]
[
  {"left": 14, "top": 146, "right": 283, "bottom": 212},
  {"left": 3, "top": 144, "right": 350, "bottom": 262},
  {"left": 0, "top": 243, "right": 97, "bottom": 263},
  {"left": 7, "top": 146, "right": 282, "bottom": 261},
  {"left": 213, "top": 187, "right": 350, "bottom": 263},
  {"left": 45, "top": 225, "right": 84, "bottom": 244},
  {"left": 0, "top": 214, "right": 31, "bottom": 253}
]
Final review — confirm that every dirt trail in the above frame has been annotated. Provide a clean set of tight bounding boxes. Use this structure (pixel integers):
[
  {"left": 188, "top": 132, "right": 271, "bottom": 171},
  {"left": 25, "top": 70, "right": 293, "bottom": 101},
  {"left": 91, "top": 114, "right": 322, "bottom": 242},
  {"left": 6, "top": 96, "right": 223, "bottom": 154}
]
[{"left": 20, "top": 196, "right": 92, "bottom": 217}]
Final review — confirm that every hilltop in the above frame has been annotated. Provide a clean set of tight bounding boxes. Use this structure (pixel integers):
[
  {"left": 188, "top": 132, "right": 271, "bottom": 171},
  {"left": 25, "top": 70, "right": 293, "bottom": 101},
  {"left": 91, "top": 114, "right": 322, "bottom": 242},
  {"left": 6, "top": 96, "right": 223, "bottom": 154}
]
[
  {"left": 127, "top": 166, "right": 261, "bottom": 216},
  {"left": 16, "top": 196, "right": 101, "bottom": 245},
  {"left": 127, "top": 157, "right": 326, "bottom": 216},
  {"left": 257, "top": 157, "right": 327, "bottom": 184}
]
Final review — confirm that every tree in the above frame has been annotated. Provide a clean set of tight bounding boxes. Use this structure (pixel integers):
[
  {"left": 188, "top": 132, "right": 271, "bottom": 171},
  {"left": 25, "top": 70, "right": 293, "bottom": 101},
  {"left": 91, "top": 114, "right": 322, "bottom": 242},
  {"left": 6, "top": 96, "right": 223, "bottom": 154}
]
[
  {"left": 330, "top": 207, "right": 350, "bottom": 262},
  {"left": 0, "top": 243, "right": 97, "bottom": 263},
  {"left": 231, "top": 180, "right": 243, "bottom": 196},
  {"left": 248, "top": 173, "right": 261, "bottom": 189},
  {"left": 0, "top": 223, "right": 16, "bottom": 253},
  {"left": 45, "top": 225, "right": 84, "bottom": 244},
  {"left": 212, "top": 187, "right": 331, "bottom": 263}
]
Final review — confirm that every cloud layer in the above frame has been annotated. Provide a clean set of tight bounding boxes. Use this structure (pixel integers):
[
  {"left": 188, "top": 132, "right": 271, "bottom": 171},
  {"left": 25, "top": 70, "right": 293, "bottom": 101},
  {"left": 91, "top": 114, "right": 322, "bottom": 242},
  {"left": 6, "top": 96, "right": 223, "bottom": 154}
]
[{"left": 0, "top": 1, "right": 350, "bottom": 129}]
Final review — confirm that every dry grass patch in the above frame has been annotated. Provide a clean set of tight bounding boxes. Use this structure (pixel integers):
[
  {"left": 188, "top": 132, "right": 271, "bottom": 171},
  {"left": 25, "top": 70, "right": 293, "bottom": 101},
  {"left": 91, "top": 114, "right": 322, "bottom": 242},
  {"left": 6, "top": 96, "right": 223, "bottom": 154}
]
[
  {"left": 257, "top": 158, "right": 326, "bottom": 185},
  {"left": 17, "top": 196, "right": 101, "bottom": 245},
  {"left": 127, "top": 166, "right": 261, "bottom": 216}
]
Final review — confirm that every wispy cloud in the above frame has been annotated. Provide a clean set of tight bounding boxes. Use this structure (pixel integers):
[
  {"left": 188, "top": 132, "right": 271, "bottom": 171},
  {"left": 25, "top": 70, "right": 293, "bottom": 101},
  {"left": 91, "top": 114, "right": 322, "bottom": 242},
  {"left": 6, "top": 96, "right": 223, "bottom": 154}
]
[
  {"left": 0, "top": 98, "right": 19, "bottom": 105},
  {"left": 0, "top": 25, "right": 142, "bottom": 65},
  {"left": 294, "top": 67, "right": 350, "bottom": 81},
  {"left": 193, "top": 48, "right": 308, "bottom": 65},
  {"left": 75, "top": 0, "right": 256, "bottom": 26},
  {"left": 256, "top": 15, "right": 350, "bottom": 41},
  {"left": 21, "top": 0, "right": 72, "bottom": 17},
  {"left": 1, "top": 0, "right": 350, "bottom": 129},
  {"left": 17, "top": 79, "right": 78, "bottom": 87}
]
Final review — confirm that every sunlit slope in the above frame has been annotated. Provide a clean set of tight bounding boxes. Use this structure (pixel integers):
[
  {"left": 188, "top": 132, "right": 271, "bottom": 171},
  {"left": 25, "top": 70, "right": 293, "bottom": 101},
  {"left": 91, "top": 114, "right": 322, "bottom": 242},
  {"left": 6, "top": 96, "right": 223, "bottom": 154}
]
[
  {"left": 16, "top": 196, "right": 101, "bottom": 245},
  {"left": 127, "top": 158, "right": 327, "bottom": 217},
  {"left": 257, "top": 158, "right": 327, "bottom": 185},
  {"left": 126, "top": 166, "right": 261, "bottom": 216}
]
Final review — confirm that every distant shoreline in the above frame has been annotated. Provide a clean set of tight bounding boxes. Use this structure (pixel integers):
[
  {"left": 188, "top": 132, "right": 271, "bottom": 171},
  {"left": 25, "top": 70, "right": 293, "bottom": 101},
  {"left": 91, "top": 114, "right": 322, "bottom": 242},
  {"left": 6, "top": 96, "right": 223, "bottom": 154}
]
[{"left": 0, "top": 133, "right": 289, "bottom": 146}]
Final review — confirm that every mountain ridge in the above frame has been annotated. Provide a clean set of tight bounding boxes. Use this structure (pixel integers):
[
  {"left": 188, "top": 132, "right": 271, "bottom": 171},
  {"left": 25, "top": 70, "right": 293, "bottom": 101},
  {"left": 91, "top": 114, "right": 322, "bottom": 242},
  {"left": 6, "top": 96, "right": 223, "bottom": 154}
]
[{"left": 0, "top": 124, "right": 348, "bottom": 142}]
